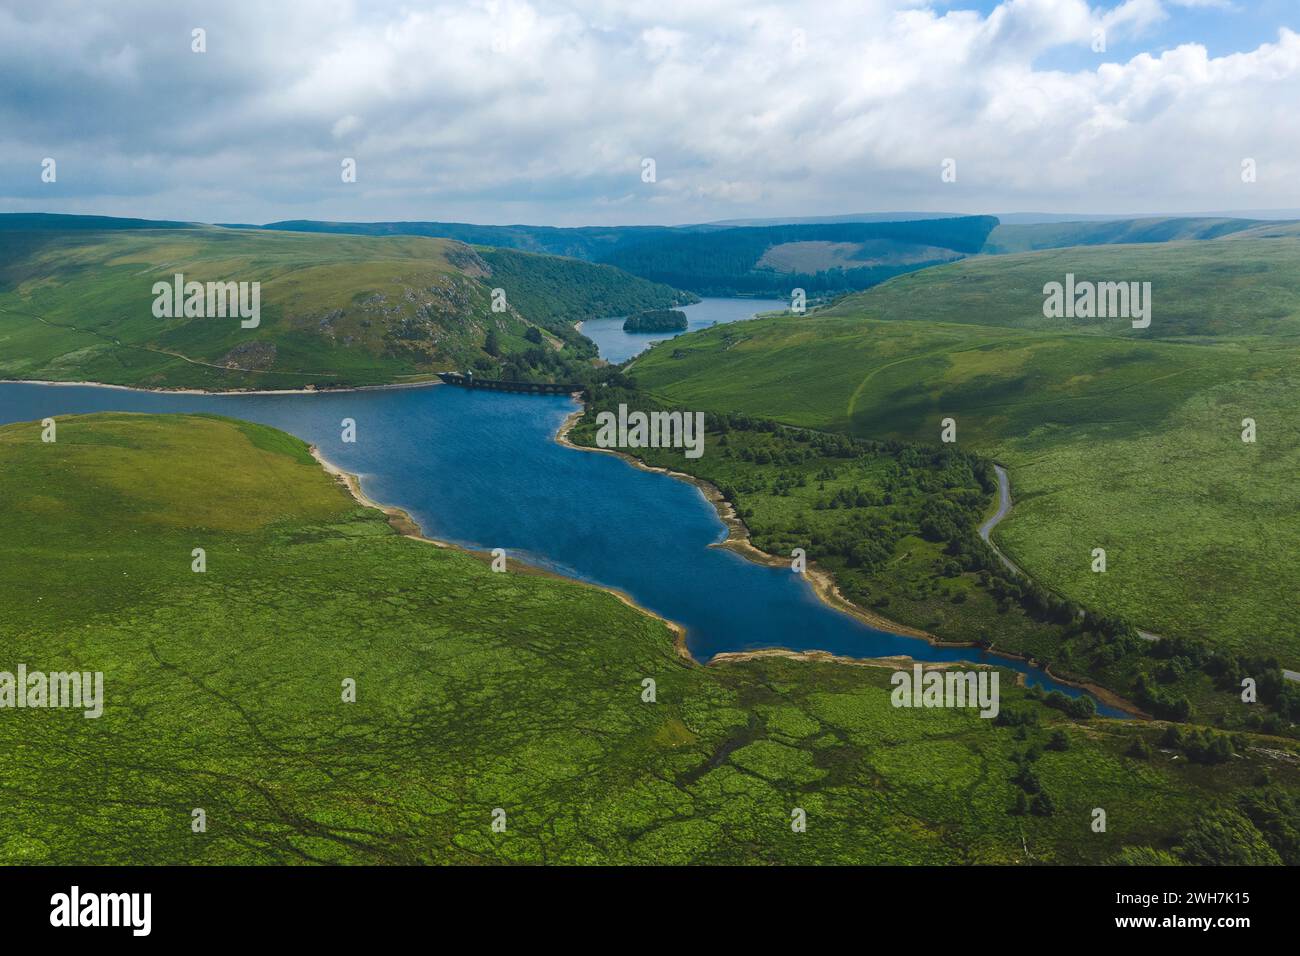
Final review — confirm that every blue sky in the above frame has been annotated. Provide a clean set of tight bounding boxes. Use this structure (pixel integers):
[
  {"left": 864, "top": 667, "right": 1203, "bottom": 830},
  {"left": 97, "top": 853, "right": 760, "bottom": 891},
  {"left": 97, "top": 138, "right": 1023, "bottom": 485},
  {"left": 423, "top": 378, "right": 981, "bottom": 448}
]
[
  {"left": 1022, "top": 0, "right": 1299, "bottom": 69},
  {"left": 962, "top": 0, "right": 1294, "bottom": 59},
  {"left": 2, "top": 0, "right": 1298, "bottom": 226}
]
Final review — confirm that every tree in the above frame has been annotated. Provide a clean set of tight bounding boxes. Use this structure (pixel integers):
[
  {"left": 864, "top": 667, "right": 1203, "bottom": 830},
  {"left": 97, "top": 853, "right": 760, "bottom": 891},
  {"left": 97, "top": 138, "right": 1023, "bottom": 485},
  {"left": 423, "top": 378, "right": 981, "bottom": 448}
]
[
  {"left": 1237, "top": 787, "right": 1300, "bottom": 865},
  {"left": 484, "top": 327, "right": 501, "bottom": 357},
  {"left": 1179, "top": 808, "right": 1282, "bottom": 865},
  {"left": 1046, "top": 729, "right": 1070, "bottom": 752}
]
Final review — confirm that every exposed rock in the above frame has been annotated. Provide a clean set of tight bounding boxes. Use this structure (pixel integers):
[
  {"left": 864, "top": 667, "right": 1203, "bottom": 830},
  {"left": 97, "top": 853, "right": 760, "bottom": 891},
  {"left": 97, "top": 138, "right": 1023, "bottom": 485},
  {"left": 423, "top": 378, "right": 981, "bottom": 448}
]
[{"left": 220, "top": 340, "right": 277, "bottom": 370}]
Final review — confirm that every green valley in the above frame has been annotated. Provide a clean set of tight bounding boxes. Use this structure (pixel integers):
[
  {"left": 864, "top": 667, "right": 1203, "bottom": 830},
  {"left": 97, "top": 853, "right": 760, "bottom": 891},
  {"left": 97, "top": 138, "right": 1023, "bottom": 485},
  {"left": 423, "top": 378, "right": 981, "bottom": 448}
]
[
  {"left": 628, "top": 238, "right": 1300, "bottom": 674},
  {"left": 2, "top": 412, "right": 1297, "bottom": 865}
]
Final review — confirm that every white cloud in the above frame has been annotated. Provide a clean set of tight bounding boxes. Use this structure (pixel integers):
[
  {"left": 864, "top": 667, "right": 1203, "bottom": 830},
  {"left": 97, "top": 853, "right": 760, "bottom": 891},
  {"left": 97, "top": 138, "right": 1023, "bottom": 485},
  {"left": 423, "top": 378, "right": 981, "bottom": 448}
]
[{"left": 0, "top": 0, "right": 1295, "bottom": 223}]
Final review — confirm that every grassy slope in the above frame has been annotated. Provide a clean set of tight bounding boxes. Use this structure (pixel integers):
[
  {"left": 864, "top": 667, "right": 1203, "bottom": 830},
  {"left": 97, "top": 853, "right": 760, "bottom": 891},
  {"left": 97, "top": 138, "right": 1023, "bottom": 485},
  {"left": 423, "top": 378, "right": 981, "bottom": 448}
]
[
  {"left": 856, "top": 239, "right": 1300, "bottom": 339},
  {"left": 982, "top": 218, "right": 1284, "bottom": 255},
  {"left": 630, "top": 239, "right": 1300, "bottom": 664},
  {"left": 2, "top": 413, "right": 1294, "bottom": 864},
  {"left": 0, "top": 227, "right": 684, "bottom": 390}
]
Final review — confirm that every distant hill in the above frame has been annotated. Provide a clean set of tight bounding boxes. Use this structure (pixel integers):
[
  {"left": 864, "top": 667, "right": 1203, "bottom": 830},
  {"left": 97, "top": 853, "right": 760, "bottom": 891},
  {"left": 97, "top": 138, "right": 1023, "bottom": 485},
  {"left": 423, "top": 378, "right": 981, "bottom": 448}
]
[
  {"left": 703, "top": 212, "right": 965, "bottom": 227},
  {"left": 255, "top": 219, "right": 683, "bottom": 261},
  {"left": 250, "top": 215, "right": 1000, "bottom": 296},
  {"left": 981, "top": 216, "right": 1298, "bottom": 254},
  {"left": 0, "top": 212, "right": 196, "bottom": 231},
  {"left": 1227, "top": 220, "right": 1300, "bottom": 240},
  {"left": 600, "top": 216, "right": 1000, "bottom": 295}
]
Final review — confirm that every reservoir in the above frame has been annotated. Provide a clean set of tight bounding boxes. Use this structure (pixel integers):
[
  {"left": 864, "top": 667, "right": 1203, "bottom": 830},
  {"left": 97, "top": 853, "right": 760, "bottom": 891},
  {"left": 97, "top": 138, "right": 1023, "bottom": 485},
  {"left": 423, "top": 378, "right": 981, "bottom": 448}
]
[
  {"left": 579, "top": 296, "right": 786, "bottom": 364},
  {"left": 0, "top": 378, "right": 1126, "bottom": 716}
]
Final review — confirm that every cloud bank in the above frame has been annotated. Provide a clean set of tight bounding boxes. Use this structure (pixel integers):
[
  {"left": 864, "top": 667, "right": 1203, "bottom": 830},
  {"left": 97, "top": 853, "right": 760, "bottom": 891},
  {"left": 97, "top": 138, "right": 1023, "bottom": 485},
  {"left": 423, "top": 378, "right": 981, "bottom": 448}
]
[{"left": 1, "top": 0, "right": 1297, "bottom": 224}]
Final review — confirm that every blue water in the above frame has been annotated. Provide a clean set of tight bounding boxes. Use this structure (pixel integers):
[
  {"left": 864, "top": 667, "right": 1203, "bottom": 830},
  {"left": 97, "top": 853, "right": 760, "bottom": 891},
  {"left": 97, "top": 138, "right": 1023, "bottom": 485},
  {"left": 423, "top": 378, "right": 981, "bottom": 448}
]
[
  {"left": 0, "top": 381, "right": 1126, "bottom": 716},
  {"left": 580, "top": 297, "right": 786, "bottom": 364}
]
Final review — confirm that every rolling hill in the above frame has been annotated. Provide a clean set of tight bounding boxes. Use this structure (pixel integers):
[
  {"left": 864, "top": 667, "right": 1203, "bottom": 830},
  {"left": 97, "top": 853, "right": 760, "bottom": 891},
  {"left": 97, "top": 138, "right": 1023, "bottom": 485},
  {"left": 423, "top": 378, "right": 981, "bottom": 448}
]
[
  {"left": 847, "top": 239, "right": 1300, "bottom": 339},
  {"left": 980, "top": 217, "right": 1287, "bottom": 255},
  {"left": 629, "top": 237, "right": 1300, "bottom": 666},
  {"left": 0, "top": 219, "right": 689, "bottom": 390}
]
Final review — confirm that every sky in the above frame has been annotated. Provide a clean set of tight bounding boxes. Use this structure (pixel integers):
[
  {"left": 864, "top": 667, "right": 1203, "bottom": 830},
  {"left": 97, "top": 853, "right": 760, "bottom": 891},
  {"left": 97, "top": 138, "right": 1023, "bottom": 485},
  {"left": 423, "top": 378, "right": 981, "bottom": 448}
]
[{"left": 2, "top": 0, "right": 1299, "bottom": 226}]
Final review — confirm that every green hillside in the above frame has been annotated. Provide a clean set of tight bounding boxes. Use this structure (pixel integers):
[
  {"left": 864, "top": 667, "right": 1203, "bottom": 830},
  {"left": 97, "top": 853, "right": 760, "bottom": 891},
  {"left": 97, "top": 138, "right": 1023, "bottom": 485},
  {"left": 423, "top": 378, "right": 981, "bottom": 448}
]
[
  {"left": 2, "top": 412, "right": 1295, "bottom": 864},
  {"left": 0, "top": 223, "right": 687, "bottom": 390},
  {"left": 982, "top": 217, "right": 1284, "bottom": 255},
  {"left": 630, "top": 239, "right": 1300, "bottom": 665},
  {"left": 859, "top": 239, "right": 1300, "bottom": 339}
]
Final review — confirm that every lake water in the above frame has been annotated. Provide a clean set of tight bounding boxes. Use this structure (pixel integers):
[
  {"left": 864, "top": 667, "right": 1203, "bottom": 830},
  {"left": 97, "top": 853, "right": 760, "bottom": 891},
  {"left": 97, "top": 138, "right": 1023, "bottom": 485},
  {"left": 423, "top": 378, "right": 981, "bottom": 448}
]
[
  {"left": 0, "top": 380, "right": 1126, "bottom": 715},
  {"left": 579, "top": 297, "right": 786, "bottom": 364}
]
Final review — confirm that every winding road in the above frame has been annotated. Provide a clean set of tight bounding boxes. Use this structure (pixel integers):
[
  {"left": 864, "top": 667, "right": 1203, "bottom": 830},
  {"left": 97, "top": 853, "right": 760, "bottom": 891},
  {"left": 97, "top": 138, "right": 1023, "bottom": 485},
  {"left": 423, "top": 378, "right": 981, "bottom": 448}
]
[
  {"left": 979, "top": 463, "right": 1299, "bottom": 683},
  {"left": 978, "top": 464, "right": 1020, "bottom": 575}
]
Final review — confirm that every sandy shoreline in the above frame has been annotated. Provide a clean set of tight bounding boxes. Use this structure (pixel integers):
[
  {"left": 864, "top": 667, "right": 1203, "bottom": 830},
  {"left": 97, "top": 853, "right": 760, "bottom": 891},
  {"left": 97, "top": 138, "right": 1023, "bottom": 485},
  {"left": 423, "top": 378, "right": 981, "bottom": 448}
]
[{"left": 554, "top": 406, "right": 1147, "bottom": 715}]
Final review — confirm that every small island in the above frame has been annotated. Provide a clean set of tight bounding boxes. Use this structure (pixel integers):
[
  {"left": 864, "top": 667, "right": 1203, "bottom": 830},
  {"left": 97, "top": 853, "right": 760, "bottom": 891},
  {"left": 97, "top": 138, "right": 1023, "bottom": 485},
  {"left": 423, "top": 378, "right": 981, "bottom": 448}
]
[{"left": 623, "top": 309, "right": 688, "bottom": 333}]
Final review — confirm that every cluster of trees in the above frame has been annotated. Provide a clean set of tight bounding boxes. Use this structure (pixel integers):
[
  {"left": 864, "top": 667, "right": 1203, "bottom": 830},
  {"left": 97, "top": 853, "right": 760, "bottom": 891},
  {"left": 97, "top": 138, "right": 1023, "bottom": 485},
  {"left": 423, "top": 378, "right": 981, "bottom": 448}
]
[
  {"left": 1042, "top": 690, "right": 1097, "bottom": 720},
  {"left": 819, "top": 486, "right": 883, "bottom": 510},
  {"left": 479, "top": 248, "right": 695, "bottom": 329},
  {"left": 473, "top": 335, "right": 589, "bottom": 385},
  {"left": 714, "top": 412, "right": 1147, "bottom": 658},
  {"left": 1133, "top": 673, "right": 1193, "bottom": 721},
  {"left": 623, "top": 309, "right": 688, "bottom": 332},
  {"left": 1127, "top": 787, "right": 1299, "bottom": 865},
  {"left": 1160, "top": 725, "right": 1237, "bottom": 765},
  {"left": 1144, "top": 634, "right": 1300, "bottom": 723},
  {"left": 726, "top": 443, "right": 815, "bottom": 467},
  {"left": 1006, "top": 733, "right": 1057, "bottom": 817}
]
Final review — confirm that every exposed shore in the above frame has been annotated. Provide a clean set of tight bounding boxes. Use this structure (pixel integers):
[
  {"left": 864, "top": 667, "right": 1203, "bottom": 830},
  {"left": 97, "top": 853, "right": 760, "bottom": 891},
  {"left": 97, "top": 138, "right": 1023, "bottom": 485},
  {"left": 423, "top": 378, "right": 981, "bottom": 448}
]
[{"left": 554, "top": 406, "right": 1147, "bottom": 716}]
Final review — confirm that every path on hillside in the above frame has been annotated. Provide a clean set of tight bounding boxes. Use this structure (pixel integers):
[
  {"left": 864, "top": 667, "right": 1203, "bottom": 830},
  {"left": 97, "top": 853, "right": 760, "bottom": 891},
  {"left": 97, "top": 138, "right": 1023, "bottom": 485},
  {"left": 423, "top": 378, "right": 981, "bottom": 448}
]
[
  {"left": 979, "top": 463, "right": 1298, "bottom": 683},
  {"left": 844, "top": 339, "right": 991, "bottom": 423},
  {"left": 0, "top": 305, "right": 320, "bottom": 378}
]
